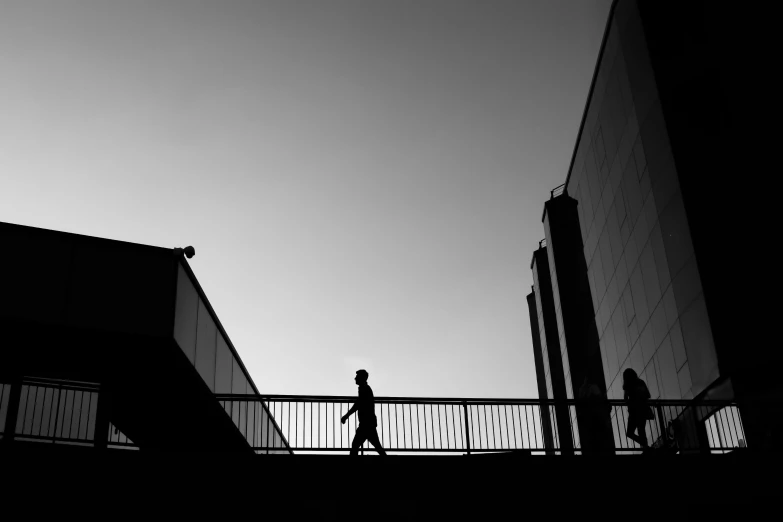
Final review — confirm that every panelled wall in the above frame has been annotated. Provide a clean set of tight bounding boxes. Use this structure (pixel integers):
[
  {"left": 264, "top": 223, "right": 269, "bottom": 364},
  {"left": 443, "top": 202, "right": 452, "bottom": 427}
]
[
  {"left": 563, "top": 0, "right": 719, "bottom": 408},
  {"left": 173, "top": 263, "right": 288, "bottom": 452}
]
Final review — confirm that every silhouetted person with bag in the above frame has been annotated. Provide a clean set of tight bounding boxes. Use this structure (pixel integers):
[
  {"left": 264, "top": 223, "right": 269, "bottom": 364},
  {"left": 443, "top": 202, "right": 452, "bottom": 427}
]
[
  {"left": 341, "top": 370, "right": 387, "bottom": 456},
  {"left": 623, "top": 368, "right": 652, "bottom": 451}
]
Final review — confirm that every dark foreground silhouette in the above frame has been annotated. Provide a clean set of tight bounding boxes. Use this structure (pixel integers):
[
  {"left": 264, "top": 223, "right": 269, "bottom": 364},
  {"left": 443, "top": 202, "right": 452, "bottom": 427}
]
[
  {"left": 577, "top": 374, "right": 614, "bottom": 454},
  {"left": 341, "top": 370, "right": 387, "bottom": 456}
]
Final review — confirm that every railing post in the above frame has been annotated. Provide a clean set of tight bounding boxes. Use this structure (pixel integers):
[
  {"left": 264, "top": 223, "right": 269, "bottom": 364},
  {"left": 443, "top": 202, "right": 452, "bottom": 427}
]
[
  {"left": 656, "top": 405, "right": 666, "bottom": 450},
  {"left": 462, "top": 401, "right": 471, "bottom": 455},
  {"left": 93, "top": 386, "right": 112, "bottom": 451},
  {"left": 696, "top": 405, "right": 712, "bottom": 455},
  {"left": 2, "top": 376, "right": 23, "bottom": 446}
]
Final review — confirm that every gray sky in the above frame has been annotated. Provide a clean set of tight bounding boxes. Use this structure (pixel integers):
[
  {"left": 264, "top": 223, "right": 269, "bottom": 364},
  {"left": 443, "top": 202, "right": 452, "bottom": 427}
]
[{"left": 1, "top": 0, "right": 611, "bottom": 398}]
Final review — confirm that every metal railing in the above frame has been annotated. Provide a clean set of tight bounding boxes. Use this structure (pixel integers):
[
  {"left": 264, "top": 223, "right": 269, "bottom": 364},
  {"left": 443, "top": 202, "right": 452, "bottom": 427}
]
[
  {"left": 0, "top": 377, "right": 100, "bottom": 446},
  {"left": 0, "top": 378, "right": 286, "bottom": 452},
  {"left": 217, "top": 395, "right": 747, "bottom": 455},
  {"left": 215, "top": 396, "right": 290, "bottom": 454},
  {"left": 550, "top": 183, "right": 566, "bottom": 199},
  {"left": 2, "top": 383, "right": 747, "bottom": 455}
]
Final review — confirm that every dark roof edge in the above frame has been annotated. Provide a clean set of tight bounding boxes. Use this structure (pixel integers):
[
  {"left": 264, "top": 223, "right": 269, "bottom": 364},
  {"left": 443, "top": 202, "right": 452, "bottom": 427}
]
[
  {"left": 0, "top": 220, "right": 171, "bottom": 255},
  {"left": 562, "top": 0, "right": 620, "bottom": 192}
]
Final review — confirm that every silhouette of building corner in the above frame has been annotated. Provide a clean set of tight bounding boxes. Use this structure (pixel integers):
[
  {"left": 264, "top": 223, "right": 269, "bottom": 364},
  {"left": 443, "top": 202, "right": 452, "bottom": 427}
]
[
  {"left": 0, "top": 221, "right": 290, "bottom": 453},
  {"left": 526, "top": 0, "right": 781, "bottom": 454}
]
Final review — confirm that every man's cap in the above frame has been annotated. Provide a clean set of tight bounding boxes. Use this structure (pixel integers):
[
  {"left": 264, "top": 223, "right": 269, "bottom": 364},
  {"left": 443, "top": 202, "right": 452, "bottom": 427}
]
[{"left": 356, "top": 369, "right": 369, "bottom": 379}]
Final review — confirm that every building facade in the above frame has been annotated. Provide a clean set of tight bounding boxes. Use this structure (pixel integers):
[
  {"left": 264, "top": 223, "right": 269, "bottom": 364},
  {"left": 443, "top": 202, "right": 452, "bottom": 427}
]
[{"left": 528, "top": 0, "right": 778, "bottom": 451}]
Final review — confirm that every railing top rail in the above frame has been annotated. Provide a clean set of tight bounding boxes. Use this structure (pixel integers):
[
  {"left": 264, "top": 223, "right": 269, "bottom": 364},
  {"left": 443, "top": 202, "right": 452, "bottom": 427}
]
[
  {"left": 19, "top": 376, "right": 100, "bottom": 392},
  {"left": 214, "top": 393, "right": 737, "bottom": 406}
]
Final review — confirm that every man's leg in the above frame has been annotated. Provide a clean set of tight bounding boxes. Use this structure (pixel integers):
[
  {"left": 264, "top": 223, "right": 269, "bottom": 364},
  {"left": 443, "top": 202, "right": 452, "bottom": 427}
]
[
  {"left": 350, "top": 426, "right": 368, "bottom": 456},
  {"left": 367, "top": 427, "right": 387, "bottom": 456}
]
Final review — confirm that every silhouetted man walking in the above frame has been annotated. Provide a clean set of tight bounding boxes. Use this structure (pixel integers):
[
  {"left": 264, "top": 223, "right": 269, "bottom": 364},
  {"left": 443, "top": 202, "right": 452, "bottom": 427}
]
[{"left": 341, "top": 370, "right": 387, "bottom": 456}]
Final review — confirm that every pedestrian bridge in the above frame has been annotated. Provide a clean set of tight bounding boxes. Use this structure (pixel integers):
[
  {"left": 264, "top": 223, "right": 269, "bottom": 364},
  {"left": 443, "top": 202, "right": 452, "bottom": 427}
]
[
  {"left": 215, "top": 394, "right": 744, "bottom": 455},
  {"left": 2, "top": 379, "right": 745, "bottom": 455}
]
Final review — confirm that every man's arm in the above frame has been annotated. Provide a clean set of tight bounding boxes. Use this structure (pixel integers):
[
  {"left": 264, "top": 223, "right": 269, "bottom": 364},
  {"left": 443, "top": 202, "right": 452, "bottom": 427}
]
[
  {"left": 343, "top": 403, "right": 359, "bottom": 418},
  {"left": 341, "top": 401, "right": 361, "bottom": 424},
  {"left": 341, "top": 387, "right": 369, "bottom": 423}
]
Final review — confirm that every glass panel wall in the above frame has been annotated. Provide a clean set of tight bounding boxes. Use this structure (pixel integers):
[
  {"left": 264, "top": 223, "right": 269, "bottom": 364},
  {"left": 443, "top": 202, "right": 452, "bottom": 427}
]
[
  {"left": 195, "top": 298, "right": 217, "bottom": 392},
  {"left": 173, "top": 261, "right": 290, "bottom": 452},
  {"left": 215, "top": 336, "right": 233, "bottom": 394},
  {"left": 0, "top": 383, "right": 10, "bottom": 437},
  {"left": 173, "top": 265, "right": 198, "bottom": 363},
  {"left": 559, "top": 2, "right": 719, "bottom": 423}
]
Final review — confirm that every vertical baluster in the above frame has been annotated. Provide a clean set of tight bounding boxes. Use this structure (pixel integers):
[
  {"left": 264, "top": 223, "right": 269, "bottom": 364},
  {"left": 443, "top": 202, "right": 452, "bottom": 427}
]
[{"left": 462, "top": 402, "right": 471, "bottom": 455}]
